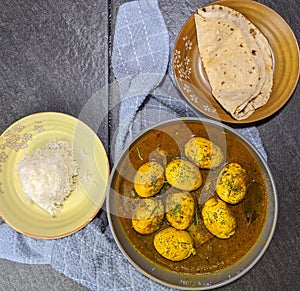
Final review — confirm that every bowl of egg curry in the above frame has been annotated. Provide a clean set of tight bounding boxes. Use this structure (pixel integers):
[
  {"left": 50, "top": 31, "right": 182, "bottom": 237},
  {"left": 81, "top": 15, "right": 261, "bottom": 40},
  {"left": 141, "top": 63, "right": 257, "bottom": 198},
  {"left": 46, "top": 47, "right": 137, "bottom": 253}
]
[{"left": 107, "top": 118, "right": 277, "bottom": 289}]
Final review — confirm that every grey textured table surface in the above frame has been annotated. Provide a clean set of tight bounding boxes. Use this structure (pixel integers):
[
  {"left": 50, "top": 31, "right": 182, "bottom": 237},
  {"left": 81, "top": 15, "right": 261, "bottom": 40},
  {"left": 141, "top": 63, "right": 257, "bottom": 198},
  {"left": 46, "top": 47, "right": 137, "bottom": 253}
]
[{"left": 0, "top": 0, "right": 299, "bottom": 290}]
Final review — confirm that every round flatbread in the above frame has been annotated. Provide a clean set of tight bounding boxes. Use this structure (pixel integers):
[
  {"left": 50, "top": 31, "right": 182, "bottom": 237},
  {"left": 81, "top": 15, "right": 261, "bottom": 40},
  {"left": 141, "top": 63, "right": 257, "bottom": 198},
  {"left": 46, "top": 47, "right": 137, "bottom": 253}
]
[{"left": 194, "top": 4, "right": 273, "bottom": 120}]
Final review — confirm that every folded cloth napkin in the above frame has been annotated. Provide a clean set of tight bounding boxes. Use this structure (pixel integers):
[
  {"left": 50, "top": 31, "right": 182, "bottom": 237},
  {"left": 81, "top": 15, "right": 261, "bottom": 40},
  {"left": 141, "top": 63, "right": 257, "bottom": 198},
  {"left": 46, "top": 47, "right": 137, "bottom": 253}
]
[
  {"left": 0, "top": 0, "right": 267, "bottom": 290},
  {"left": 111, "top": 0, "right": 169, "bottom": 160}
]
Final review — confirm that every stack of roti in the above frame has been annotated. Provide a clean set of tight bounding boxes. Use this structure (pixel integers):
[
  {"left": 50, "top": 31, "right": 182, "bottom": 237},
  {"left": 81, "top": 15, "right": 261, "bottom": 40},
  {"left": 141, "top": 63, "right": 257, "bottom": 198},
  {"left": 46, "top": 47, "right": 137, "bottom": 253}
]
[{"left": 194, "top": 5, "right": 273, "bottom": 120}]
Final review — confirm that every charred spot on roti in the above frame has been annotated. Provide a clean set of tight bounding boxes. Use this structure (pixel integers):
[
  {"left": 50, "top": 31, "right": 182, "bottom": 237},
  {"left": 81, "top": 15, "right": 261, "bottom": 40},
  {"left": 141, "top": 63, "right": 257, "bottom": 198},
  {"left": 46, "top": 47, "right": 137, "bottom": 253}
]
[{"left": 249, "top": 28, "right": 256, "bottom": 36}]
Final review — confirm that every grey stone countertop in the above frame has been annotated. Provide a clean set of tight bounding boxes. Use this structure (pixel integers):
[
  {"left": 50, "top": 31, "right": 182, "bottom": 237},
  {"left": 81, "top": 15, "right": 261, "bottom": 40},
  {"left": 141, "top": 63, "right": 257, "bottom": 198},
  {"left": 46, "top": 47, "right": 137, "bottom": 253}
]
[{"left": 0, "top": 0, "right": 299, "bottom": 290}]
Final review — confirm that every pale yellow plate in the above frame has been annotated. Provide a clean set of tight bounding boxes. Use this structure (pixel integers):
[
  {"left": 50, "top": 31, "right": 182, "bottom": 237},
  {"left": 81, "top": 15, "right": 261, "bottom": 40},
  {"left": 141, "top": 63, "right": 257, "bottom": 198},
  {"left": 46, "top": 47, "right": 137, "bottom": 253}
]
[
  {"left": 0, "top": 112, "right": 110, "bottom": 239},
  {"left": 173, "top": 0, "right": 300, "bottom": 123}
]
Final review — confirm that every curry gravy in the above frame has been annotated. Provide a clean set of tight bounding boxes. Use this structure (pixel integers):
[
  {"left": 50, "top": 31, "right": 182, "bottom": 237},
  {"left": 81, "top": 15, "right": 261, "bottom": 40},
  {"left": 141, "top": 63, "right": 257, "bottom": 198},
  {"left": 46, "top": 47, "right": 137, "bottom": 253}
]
[{"left": 116, "top": 121, "right": 268, "bottom": 274}]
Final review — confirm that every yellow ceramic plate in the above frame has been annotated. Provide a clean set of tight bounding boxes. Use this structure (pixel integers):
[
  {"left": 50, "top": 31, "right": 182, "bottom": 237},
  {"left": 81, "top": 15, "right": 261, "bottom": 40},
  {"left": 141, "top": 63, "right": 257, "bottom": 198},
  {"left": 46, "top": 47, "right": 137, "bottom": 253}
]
[
  {"left": 173, "top": 0, "right": 300, "bottom": 123},
  {"left": 0, "top": 112, "right": 110, "bottom": 239}
]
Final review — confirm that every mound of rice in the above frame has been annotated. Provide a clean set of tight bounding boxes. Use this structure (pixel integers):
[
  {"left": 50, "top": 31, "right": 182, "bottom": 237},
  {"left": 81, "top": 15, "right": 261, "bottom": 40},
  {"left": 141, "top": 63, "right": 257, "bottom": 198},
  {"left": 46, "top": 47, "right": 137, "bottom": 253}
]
[{"left": 18, "top": 141, "right": 79, "bottom": 216}]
